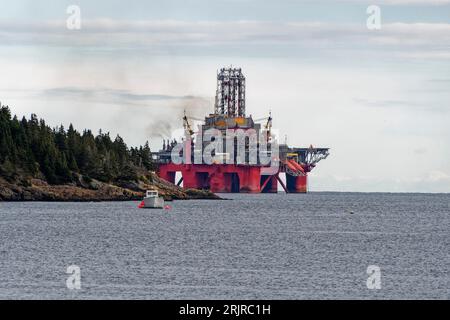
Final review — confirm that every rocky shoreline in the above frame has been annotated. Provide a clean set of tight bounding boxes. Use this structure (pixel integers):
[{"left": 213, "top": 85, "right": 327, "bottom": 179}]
[{"left": 0, "top": 172, "right": 220, "bottom": 202}]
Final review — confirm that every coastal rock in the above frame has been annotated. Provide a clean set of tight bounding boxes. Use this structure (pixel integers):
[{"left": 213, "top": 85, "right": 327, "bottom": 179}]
[{"left": 0, "top": 174, "right": 220, "bottom": 202}]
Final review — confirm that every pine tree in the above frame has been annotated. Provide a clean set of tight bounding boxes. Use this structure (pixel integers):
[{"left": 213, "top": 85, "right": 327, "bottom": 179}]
[{"left": 0, "top": 105, "right": 155, "bottom": 185}]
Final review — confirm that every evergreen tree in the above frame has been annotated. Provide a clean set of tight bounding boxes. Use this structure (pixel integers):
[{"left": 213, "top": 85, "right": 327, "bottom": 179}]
[{"left": 0, "top": 104, "right": 155, "bottom": 185}]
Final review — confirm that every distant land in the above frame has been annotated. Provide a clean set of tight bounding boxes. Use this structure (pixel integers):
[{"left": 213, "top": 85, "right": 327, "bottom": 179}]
[{"left": 0, "top": 104, "right": 218, "bottom": 201}]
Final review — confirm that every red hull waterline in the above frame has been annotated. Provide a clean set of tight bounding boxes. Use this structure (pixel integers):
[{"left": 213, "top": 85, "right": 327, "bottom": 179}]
[{"left": 158, "top": 163, "right": 308, "bottom": 193}]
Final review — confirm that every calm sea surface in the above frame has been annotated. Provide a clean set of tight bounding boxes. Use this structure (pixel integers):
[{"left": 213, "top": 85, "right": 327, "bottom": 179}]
[{"left": 0, "top": 192, "right": 448, "bottom": 299}]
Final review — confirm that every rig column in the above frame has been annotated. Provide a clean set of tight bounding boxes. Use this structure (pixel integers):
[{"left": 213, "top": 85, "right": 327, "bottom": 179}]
[
  {"left": 181, "top": 166, "right": 200, "bottom": 189},
  {"left": 286, "top": 174, "right": 308, "bottom": 193},
  {"left": 210, "top": 170, "right": 230, "bottom": 193},
  {"left": 261, "top": 175, "right": 278, "bottom": 193},
  {"left": 238, "top": 166, "right": 261, "bottom": 193},
  {"left": 158, "top": 166, "right": 176, "bottom": 184}
]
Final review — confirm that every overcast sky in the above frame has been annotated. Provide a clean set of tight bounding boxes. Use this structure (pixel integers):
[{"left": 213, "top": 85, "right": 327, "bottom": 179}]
[{"left": 1, "top": 0, "right": 449, "bottom": 192}]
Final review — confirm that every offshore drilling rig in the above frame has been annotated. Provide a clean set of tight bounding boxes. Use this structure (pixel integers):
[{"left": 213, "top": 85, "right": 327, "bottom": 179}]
[{"left": 153, "top": 67, "right": 329, "bottom": 193}]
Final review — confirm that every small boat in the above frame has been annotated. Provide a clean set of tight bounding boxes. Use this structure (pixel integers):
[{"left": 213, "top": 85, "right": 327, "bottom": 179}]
[{"left": 138, "top": 190, "right": 165, "bottom": 209}]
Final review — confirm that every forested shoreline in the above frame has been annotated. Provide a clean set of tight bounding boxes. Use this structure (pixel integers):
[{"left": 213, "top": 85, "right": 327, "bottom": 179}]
[
  {"left": 0, "top": 104, "right": 154, "bottom": 185},
  {"left": 0, "top": 104, "right": 218, "bottom": 201}
]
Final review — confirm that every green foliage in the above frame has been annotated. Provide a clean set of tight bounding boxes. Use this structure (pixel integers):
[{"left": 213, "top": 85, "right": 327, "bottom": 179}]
[{"left": 0, "top": 104, "right": 155, "bottom": 184}]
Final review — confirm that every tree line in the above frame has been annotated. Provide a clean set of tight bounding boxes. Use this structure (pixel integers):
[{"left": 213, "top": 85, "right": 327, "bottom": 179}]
[{"left": 0, "top": 105, "right": 155, "bottom": 184}]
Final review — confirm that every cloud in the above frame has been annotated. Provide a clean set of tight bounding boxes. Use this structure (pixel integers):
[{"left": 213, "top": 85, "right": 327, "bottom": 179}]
[
  {"left": 354, "top": 98, "right": 415, "bottom": 108},
  {"left": 310, "top": 171, "right": 450, "bottom": 193},
  {"left": 371, "top": 0, "right": 450, "bottom": 4},
  {"left": 353, "top": 98, "right": 450, "bottom": 112},
  {"left": 342, "top": 0, "right": 450, "bottom": 4},
  {"left": 427, "top": 170, "right": 450, "bottom": 182},
  {"left": 1, "top": 20, "right": 449, "bottom": 60},
  {"left": 29, "top": 86, "right": 213, "bottom": 140},
  {"left": 429, "top": 78, "right": 450, "bottom": 83},
  {"left": 41, "top": 87, "right": 200, "bottom": 104}
]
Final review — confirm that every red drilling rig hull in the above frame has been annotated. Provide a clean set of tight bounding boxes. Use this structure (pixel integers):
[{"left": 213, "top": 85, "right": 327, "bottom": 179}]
[{"left": 158, "top": 163, "right": 309, "bottom": 193}]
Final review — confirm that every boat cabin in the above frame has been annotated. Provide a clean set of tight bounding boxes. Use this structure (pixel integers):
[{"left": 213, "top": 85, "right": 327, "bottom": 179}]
[{"left": 145, "top": 190, "right": 159, "bottom": 198}]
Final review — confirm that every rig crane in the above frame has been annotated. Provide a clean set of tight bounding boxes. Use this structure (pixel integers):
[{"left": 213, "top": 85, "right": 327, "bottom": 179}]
[{"left": 182, "top": 110, "right": 194, "bottom": 138}]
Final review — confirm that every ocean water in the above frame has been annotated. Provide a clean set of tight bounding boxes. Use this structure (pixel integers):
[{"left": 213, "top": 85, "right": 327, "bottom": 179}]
[{"left": 0, "top": 192, "right": 448, "bottom": 300}]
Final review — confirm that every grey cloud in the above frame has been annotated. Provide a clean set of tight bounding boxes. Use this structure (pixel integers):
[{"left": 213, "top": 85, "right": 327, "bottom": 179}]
[
  {"left": 35, "top": 87, "right": 213, "bottom": 139},
  {"left": 42, "top": 87, "right": 197, "bottom": 103},
  {"left": 333, "top": 0, "right": 450, "bottom": 4},
  {"left": 1, "top": 20, "right": 450, "bottom": 60},
  {"left": 354, "top": 98, "right": 449, "bottom": 111},
  {"left": 429, "top": 78, "right": 450, "bottom": 83},
  {"left": 311, "top": 171, "right": 450, "bottom": 193},
  {"left": 354, "top": 98, "right": 414, "bottom": 108}
]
